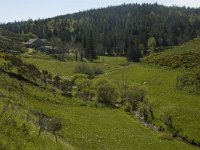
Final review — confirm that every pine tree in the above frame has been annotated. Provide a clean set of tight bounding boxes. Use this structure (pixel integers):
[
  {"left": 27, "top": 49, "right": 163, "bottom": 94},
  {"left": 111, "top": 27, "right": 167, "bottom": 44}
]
[
  {"left": 2, "top": 3, "right": 200, "bottom": 59},
  {"left": 85, "top": 31, "right": 97, "bottom": 61},
  {"left": 127, "top": 37, "right": 141, "bottom": 62}
]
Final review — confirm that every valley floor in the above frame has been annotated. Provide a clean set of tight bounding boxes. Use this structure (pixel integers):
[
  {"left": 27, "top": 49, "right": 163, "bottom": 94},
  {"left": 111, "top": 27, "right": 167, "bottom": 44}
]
[{"left": 0, "top": 55, "right": 199, "bottom": 149}]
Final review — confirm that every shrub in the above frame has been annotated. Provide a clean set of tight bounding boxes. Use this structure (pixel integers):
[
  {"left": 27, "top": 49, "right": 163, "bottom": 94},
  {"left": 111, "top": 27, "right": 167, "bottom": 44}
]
[
  {"left": 3, "top": 56, "right": 41, "bottom": 81},
  {"left": 42, "top": 70, "right": 52, "bottom": 83},
  {"left": 142, "top": 51, "right": 200, "bottom": 69},
  {"left": 122, "top": 102, "right": 132, "bottom": 112},
  {"left": 17, "top": 66, "right": 29, "bottom": 76},
  {"left": 93, "top": 64, "right": 103, "bottom": 75},
  {"left": 74, "top": 63, "right": 103, "bottom": 77},
  {"left": 95, "top": 79, "right": 119, "bottom": 106},
  {"left": 74, "top": 78, "right": 95, "bottom": 100},
  {"left": 137, "top": 102, "right": 153, "bottom": 123},
  {"left": 53, "top": 75, "right": 61, "bottom": 88},
  {"left": 94, "top": 78, "right": 109, "bottom": 87},
  {"left": 3, "top": 55, "right": 23, "bottom": 67},
  {"left": 60, "top": 79, "right": 73, "bottom": 92},
  {"left": 160, "top": 133, "right": 173, "bottom": 141},
  {"left": 125, "top": 83, "right": 147, "bottom": 110},
  {"left": 79, "top": 88, "right": 95, "bottom": 100},
  {"left": 38, "top": 115, "right": 62, "bottom": 142},
  {"left": 62, "top": 91, "right": 73, "bottom": 98},
  {"left": 24, "top": 64, "right": 41, "bottom": 79},
  {"left": 72, "top": 74, "right": 89, "bottom": 83},
  {"left": 20, "top": 123, "right": 29, "bottom": 136},
  {"left": 74, "top": 63, "right": 94, "bottom": 77},
  {"left": 17, "top": 64, "right": 41, "bottom": 80},
  {"left": 160, "top": 107, "right": 174, "bottom": 129}
]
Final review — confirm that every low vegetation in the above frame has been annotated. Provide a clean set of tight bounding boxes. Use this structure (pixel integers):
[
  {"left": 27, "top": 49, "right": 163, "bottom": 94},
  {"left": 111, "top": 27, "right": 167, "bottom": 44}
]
[
  {"left": 0, "top": 28, "right": 29, "bottom": 53},
  {"left": 142, "top": 37, "right": 200, "bottom": 69},
  {"left": 104, "top": 63, "right": 200, "bottom": 144},
  {"left": 1, "top": 55, "right": 197, "bottom": 149},
  {"left": 95, "top": 79, "right": 119, "bottom": 106},
  {"left": 74, "top": 63, "right": 103, "bottom": 77},
  {"left": 124, "top": 83, "right": 147, "bottom": 110}
]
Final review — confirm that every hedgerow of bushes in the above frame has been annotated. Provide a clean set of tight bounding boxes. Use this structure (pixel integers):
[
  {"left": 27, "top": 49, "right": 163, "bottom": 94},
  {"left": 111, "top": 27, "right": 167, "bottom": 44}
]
[
  {"left": 142, "top": 52, "right": 200, "bottom": 69},
  {"left": 95, "top": 79, "right": 119, "bottom": 106},
  {"left": 74, "top": 63, "right": 103, "bottom": 78}
]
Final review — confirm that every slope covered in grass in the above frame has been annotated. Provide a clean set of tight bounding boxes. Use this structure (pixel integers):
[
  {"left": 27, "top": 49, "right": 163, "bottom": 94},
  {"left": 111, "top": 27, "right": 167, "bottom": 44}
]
[
  {"left": 0, "top": 28, "right": 26, "bottom": 52},
  {"left": 23, "top": 57, "right": 77, "bottom": 76},
  {"left": 22, "top": 53, "right": 128, "bottom": 76},
  {"left": 0, "top": 72, "right": 198, "bottom": 150},
  {"left": 142, "top": 37, "right": 200, "bottom": 68},
  {"left": 102, "top": 63, "right": 200, "bottom": 143},
  {"left": 0, "top": 57, "right": 198, "bottom": 149},
  {"left": 18, "top": 48, "right": 200, "bottom": 146}
]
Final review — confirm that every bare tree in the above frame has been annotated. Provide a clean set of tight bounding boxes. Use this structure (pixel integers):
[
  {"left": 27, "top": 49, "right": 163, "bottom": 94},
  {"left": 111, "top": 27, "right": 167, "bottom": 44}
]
[
  {"left": 50, "top": 36, "right": 61, "bottom": 53},
  {"left": 38, "top": 115, "right": 62, "bottom": 142},
  {"left": 57, "top": 42, "right": 69, "bottom": 61},
  {"left": 68, "top": 42, "right": 84, "bottom": 61}
]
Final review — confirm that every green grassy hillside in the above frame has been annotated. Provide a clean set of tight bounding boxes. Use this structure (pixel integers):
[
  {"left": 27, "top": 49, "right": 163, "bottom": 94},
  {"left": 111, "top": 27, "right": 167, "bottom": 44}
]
[
  {"left": 0, "top": 56, "right": 198, "bottom": 149},
  {"left": 16, "top": 48, "right": 200, "bottom": 145},
  {"left": 0, "top": 28, "right": 25, "bottom": 52},
  {"left": 142, "top": 37, "right": 200, "bottom": 69},
  {"left": 22, "top": 51, "right": 128, "bottom": 76},
  {"left": 102, "top": 64, "right": 200, "bottom": 142}
]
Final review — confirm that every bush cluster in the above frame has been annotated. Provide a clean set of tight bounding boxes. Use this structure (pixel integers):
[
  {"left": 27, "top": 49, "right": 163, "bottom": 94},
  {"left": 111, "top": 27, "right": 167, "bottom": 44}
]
[
  {"left": 142, "top": 52, "right": 200, "bottom": 69},
  {"left": 71, "top": 77, "right": 120, "bottom": 106},
  {"left": 124, "top": 83, "right": 147, "bottom": 110},
  {"left": 95, "top": 79, "right": 119, "bottom": 106},
  {"left": 137, "top": 102, "right": 154, "bottom": 123},
  {"left": 74, "top": 77, "right": 95, "bottom": 100},
  {"left": 74, "top": 63, "right": 103, "bottom": 77}
]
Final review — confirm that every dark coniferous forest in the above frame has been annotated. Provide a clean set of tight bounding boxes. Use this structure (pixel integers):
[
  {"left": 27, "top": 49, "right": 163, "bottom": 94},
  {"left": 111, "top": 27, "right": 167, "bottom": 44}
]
[{"left": 1, "top": 3, "right": 200, "bottom": 61}]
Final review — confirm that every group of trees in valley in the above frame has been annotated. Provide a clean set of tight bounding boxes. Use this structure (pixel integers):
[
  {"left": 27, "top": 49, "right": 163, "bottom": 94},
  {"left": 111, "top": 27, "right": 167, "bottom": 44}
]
[{"left": 1, "top": 3, "right": 200, "bottom": 61}]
